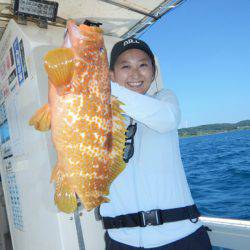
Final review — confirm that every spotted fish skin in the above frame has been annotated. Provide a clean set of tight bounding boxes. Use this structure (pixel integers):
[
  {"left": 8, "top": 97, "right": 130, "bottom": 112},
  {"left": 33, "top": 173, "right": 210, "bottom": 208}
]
[{"left": 29, "top": 20, "right": 126, "bottom": 213}]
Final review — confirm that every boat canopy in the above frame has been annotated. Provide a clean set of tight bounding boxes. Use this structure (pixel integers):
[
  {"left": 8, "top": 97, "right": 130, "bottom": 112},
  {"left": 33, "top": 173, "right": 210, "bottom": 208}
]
[{"left": 0, "top": 0, "right": 184, "bottom": 39}]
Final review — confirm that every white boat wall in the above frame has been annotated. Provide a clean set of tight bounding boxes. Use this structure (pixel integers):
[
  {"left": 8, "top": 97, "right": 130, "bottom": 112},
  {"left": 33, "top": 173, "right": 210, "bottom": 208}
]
[{"left": 201, "top": 217, "right": 250, "bottom": 250}]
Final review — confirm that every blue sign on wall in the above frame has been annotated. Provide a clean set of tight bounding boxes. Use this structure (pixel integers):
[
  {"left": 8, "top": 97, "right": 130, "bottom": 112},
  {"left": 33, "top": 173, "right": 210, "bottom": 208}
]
[{"left": 13, "top": 38, "right": 24, "bottom": 86}]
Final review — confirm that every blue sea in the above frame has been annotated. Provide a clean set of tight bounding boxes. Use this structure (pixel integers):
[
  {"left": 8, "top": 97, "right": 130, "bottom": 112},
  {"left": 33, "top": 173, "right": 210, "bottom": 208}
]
[{"left": 180, "top": 129, "right": 250, "bottom": 220}]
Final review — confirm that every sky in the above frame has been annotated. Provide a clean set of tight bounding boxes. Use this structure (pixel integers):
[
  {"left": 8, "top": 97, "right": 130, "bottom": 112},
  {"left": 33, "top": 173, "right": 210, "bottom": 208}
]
[{"left": 141, "top": 0, "right": 250, "bottom": 128}]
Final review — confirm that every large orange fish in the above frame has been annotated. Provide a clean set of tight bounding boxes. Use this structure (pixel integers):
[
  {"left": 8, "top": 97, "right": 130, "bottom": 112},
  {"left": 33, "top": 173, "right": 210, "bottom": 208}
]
[{"left": 29, "top": 20, "right": 126, "bottom": 213}]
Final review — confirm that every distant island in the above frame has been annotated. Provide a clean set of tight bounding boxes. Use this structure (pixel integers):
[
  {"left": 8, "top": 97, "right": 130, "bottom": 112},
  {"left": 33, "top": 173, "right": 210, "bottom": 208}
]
[{"left": 178, "top": 120, "right": 250, "bottom": 138}]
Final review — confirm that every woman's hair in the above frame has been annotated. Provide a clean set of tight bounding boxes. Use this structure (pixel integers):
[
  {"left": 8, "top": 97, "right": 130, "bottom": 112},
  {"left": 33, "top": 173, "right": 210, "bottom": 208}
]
[{"left": 151, "top": 61, "right": 157, "bottom": 81}]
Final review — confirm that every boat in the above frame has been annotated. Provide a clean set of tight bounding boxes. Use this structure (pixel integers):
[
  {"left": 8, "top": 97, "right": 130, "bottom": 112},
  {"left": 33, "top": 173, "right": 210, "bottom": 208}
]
[{"left": 0, "top": 1, "right": 249, "bottom": 249}]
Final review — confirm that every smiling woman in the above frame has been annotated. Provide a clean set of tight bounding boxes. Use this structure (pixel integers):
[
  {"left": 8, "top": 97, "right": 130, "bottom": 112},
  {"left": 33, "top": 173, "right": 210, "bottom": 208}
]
[{"left": 100, "top": 37, "right": 212, "bottom": 250}]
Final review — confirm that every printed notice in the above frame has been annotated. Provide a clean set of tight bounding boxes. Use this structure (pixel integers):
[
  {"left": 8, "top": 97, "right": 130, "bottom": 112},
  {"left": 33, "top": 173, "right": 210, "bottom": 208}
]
[
  {"left": 8, "top": 69, "right": 18, "bottom": 92},
  {"left": 19, "top": 40, "right": 28, "bottom": 79},
  {"left": 5, "top": 93, "right": 25, "bottom": 158},
  {"left": 4, "top": 157, "right": 24, "bottom": 231},
  {"left": 0, "top": 103, "right": 10, "bottom": 145},
  {"left": 13, "top": 38, "right": 24, "bottom": 86},
  {"left": 9, "top": 48, "right": 14, "bottom": 67}
]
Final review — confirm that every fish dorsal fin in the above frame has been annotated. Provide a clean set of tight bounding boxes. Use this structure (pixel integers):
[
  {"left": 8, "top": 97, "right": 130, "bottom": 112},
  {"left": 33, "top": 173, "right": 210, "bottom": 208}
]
[
  {"left": 44, "top": 48, "right": 75, "bottom": 88},
  {"left": 107, "top": 97, "right": 127, "bottom": 186}
]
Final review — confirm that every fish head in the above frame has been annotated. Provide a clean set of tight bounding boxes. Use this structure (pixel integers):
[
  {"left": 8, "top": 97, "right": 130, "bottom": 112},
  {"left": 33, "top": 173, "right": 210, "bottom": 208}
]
[
  {"left": 45, "top": 20, "right": 109, "bottom": 97},
  {"left": 65, "top": 20, "right": 107, "bottom": 64},
  {"left": 63, "top": 20, "right": 110, "bottom": 97}
]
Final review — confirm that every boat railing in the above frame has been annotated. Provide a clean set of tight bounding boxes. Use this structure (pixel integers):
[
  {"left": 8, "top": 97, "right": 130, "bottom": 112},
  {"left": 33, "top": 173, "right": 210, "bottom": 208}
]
[{"left": 200, "top": 216, "right": 250, "bottom": 250}]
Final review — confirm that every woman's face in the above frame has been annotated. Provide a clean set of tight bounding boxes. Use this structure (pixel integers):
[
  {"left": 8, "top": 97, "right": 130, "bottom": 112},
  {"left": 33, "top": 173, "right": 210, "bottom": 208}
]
[{"left": 110, "top": 49, "right": 154, "bottom": 94}]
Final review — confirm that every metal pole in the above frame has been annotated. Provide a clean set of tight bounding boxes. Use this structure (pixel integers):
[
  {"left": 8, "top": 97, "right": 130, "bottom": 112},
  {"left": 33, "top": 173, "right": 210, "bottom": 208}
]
[{"left": 74, "top": 205, "right": 85, "bottom": 250}]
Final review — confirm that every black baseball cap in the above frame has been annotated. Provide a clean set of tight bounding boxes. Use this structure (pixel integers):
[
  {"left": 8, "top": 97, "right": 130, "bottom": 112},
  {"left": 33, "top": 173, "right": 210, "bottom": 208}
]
[{"left": 109, "top": 37, "right": 155, "bottom": 70}]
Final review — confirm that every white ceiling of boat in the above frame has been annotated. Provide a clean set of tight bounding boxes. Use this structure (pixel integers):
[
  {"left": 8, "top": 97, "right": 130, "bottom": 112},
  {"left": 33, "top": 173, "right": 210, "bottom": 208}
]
[
  {"left": 57, "top": 0, "right": 163, "bottom": 37},
  {"left": 0, "top": 0, "right": 184, "bottom": 39}
]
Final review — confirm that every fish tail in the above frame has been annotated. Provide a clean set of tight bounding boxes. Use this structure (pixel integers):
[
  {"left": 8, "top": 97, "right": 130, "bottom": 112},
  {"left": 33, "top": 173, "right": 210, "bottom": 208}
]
[{"left": 29, "top": 103, "right": 51, "bottom": 131}]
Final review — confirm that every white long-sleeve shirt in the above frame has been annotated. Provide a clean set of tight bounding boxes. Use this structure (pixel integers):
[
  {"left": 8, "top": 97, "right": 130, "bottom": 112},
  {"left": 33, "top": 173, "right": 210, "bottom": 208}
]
[{"left": 100, "top": 82, "right": 201, "bottom": 248}]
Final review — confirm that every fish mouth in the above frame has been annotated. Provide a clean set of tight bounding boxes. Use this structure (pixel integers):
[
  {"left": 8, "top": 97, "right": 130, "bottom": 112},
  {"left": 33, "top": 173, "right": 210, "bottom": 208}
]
[{"left": 127, "top": 81, "right": 144, "bottom": 88}]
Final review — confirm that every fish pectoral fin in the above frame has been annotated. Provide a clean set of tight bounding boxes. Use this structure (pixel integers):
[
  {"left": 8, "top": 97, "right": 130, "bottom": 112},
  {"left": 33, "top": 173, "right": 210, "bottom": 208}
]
[
  {"left": 29, "top": 104, "right": 51, "bottom": 131},
  {"left": 44, "top": 48, "right": 75, "bottom": 88}
]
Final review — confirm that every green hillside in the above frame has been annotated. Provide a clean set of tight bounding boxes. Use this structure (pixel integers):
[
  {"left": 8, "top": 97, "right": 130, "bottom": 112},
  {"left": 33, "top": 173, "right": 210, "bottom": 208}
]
[{"left": 178, "top": 120, "right": 250, "bottom": 138}]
